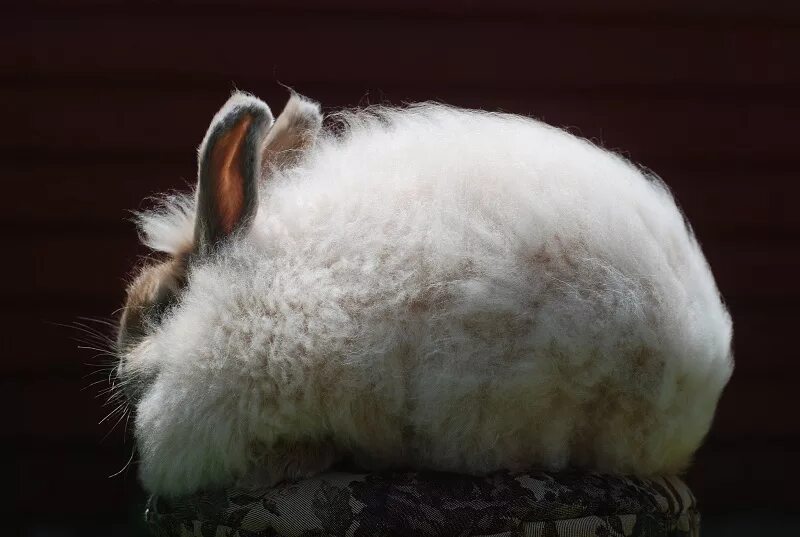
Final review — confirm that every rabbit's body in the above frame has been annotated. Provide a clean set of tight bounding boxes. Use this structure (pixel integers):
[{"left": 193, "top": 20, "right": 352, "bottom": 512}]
[{"left": 122, "top": 97, "right": 732, "bottom": 497}]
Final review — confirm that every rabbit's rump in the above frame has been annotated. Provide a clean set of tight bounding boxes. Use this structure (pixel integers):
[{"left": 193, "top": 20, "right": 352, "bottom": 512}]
[{"left": 129, "top": 104, "right": 732, "bottom": 497}]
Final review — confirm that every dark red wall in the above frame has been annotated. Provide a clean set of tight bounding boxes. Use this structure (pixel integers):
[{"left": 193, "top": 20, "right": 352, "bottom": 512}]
[{"left": 8, "top": 0, "right": 800, "bottom": 528}]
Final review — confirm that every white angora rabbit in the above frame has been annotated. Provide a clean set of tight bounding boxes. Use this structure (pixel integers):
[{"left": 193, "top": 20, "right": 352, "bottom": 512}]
[{"left": 116, "top": 91, "right": 733, "bottom": 498}]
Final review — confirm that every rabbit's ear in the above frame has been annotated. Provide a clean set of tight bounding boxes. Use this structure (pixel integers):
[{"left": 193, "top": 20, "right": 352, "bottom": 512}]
[
  {"left": 195, "top": 92, "right": 274, "bottom": 255},
  {"left": 262, "top": 92, "right": 322, "bottom": 170}
]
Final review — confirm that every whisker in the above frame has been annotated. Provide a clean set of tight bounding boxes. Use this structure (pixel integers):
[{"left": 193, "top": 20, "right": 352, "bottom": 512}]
[
  {"left": 99, "top": 388, "right": 125, "bottom": 402},
  {"left": 83, "top": 371, "right": 116, "bottom": 382},
  {"left": 71, "top": 322, "right": 112, "bottom": 337},
  {"left": 82, "top": 365, "right": 115, "bottom": 376},
  {"left": 102, "top": 406, "right": 129, "bottom": 442},
  {"left": 77, "top": 344, "right": 114, "bottom": 354},
  {"left": 108, "top": 445, "right": 137, "bottom": 479},
  {"left": 123, "top": 410, "right": 132, "bottom": 441},
  {"left": 96, "top": 382, "right": 119, "bottom": 395},
  {"left": 50, "top": 321, "right": 119, "bottom": 362},
  {"left": 83, "top": 346, "right": 115, "bottom": 354},
  {"left": 72, "top": 337, "right": 114, "bottom": 350},
  {"left": 76, "top": 316, "right": 118, "bottom": 329},
  {"left": 82, "top": 377, "right": 113, "bottom": 391},
  {"left": 102, "top": 389, "right": 125, "bottom": 405},
  {"left": 73, "top": 333, "right": 114, "bottom": 347},
  {"left": 98, "top": 403, "right": 127, "bottom": 425},
  {"left": 59, "top": 321, "right": 116, "bottom": 344}
]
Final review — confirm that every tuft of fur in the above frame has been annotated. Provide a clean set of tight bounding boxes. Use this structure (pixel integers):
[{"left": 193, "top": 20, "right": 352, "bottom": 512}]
[
  {"left": 125, "top": 102, "right": 733, "bottom": 497},
  {"left": 136, "top": 193, "right": 195, "bottom": 255}
]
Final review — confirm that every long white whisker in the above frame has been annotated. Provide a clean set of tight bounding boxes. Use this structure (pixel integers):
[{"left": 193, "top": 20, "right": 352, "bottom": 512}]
[
  {"left": 102, "top": 406, "right": 129, "bottom": 442},
  {"left": 123, "top": 409, "right": 132, "bottom": 441},
  {"left": 98, "top": 403, "right": 126, "bottom": 425},
  {"left": 108, "top": 445, "right": 136, "bottom": 479},
  {"left": 102, "top": 388, "right": 126, "bottom": 405},
  {"left": 61, "top": 322, "right": 116, "bottom": 345},
  {"left": 82, "top": 377, "right": 113, "bottom": 391},
  {"left": 82, "top": 367, "right": 115, "bottom": 378},
  {"left": 77, "top": 344, "right": 115, "bottom": 354},
  {"left": 77, "top": 316, "right": 118, "bottom": 329}
]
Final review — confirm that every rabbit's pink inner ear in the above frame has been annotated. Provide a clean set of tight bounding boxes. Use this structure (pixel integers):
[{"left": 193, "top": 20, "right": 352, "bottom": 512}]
[{"left": 209, "top": 115, "right": 252, "bottom": 236}]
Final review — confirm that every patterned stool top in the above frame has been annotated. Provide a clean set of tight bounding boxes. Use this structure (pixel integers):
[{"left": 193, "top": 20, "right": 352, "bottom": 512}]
[{"left": 146, "top": 469, "right": 698, "bottom": 537}]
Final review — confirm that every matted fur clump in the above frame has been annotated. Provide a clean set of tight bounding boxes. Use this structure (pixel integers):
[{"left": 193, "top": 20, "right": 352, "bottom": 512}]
[{"left": 116, "top": 91, "right": 733, "bottom": 498}]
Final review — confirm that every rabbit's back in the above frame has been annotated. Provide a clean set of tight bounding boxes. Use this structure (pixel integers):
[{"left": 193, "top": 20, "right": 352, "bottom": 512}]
[{"left": 218, "top": 105, "right": 733, "bottom": 476}]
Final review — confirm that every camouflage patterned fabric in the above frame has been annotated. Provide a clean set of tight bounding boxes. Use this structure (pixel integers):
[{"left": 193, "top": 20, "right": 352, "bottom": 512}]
[{"left": 146, "top": 469, "right": 699, "bottom": 537}]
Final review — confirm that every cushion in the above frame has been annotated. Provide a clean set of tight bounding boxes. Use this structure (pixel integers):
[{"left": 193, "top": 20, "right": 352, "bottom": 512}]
[{"left": 146, "top": 469, "right": 699, "bottom": 537}]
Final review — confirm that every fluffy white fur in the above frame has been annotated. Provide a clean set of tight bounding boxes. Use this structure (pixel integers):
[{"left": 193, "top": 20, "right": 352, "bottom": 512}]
[{"left": 125, "top": 102, "right": 733, "bottom": 497}]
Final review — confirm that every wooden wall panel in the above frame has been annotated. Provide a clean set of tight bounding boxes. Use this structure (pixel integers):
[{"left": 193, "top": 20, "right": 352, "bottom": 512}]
[
  {"left": 11, "top": 88, "right": 800, "bottom": 160},
  {"left": 8, "top": 0, "right": 799, "bottom": 527},
  {"left": 17, "top": 0, "right": 800, "bottom": 19},
  {"left": 7, "top": 17, "right": 800, "bottom": 89}
]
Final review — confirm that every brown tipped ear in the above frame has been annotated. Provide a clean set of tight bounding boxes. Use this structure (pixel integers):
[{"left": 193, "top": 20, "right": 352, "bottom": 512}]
[
  {"left": 195, "top": 92, "right": 273, "bottom": 255},
  {"left": 262, "top": 92, "right": 322, "bottom": 171}
]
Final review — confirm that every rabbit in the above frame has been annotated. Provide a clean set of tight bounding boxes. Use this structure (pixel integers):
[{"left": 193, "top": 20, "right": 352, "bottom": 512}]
[{"left": 115, "top": 90, "right": 733, "bottom": 498}]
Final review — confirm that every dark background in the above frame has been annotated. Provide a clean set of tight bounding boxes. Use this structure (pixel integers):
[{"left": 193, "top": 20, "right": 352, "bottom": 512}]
[{"left": 7, "top": 1, "right": 800, "bottom": 535}]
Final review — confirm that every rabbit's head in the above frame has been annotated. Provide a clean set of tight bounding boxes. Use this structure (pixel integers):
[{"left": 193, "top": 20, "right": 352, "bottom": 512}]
[{"left": 115, "top": 91, "right": 322, "bottom": 406}]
